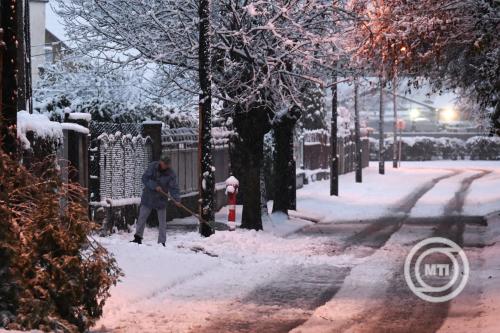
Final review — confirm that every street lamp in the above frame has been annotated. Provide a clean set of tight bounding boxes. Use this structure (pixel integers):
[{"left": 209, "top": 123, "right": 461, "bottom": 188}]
[
  {"left": 440, "top": 106, "right": 458, "bottom": 122},
  {"left": 410, "top": 108, "right": 420, "bottom": 131},
  {"left": 410, "top": 108, "right": 420, "bottom": 120}
]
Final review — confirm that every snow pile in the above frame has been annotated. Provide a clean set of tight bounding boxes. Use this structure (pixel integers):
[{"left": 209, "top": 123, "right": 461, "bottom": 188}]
[
  {"left": 17, "top": 111, "right": 63, "bottom": 149},
  {"left": 175, "top": 228, "right": 349, "bottom": 266}
]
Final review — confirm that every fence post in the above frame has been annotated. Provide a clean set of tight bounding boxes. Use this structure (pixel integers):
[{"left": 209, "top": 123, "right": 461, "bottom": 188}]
[
  {"left": 63, "top": 114, "right": 89, "bottom": 189},
  {"left": 142, "top": 121, "right": 162, "bottom": 161}
]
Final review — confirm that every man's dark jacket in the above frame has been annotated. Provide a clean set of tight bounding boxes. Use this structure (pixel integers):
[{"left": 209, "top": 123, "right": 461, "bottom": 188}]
[{"left": 141, "top": 161, "right": 181, "bottom": 209}]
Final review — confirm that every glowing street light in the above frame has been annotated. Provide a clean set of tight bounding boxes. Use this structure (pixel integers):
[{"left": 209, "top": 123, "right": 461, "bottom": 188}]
[
  {"left": 440, "top": 107, "right": 458, "bottom": 122},
  {"left": 409, "top": 108, "right": 420, "bottom": 120}
]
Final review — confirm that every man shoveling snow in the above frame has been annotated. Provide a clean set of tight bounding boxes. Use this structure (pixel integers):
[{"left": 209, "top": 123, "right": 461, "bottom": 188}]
[{"left": 131, "top": 154, "right": 181, "bottom": 246}]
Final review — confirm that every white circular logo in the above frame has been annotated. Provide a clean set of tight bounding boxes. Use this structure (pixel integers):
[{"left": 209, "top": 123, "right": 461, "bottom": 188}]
[{"left": 404, "top": 237, "right": 469, "bottom": 303}]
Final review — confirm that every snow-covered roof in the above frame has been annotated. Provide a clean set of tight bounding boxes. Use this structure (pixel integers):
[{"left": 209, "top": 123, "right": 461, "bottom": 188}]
[{"left": 45, "top": 0, "right": 71, "bottom": 46}]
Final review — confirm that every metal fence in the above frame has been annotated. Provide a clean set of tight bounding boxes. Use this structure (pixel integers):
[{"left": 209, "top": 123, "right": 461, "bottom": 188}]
[
  {"left": 161, "top": 127, "right": 231, "bottom": 194},
  {"left": 89, "top": 132, "right": 153, "bottom": 204},
  {"left": 299, "top": 130, "right": 369, "bottom": 174}
]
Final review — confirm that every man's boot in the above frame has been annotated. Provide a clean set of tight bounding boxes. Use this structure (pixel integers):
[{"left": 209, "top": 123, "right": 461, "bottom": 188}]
[{"left": 130, "top": 235, "right": 142, "bottom": 244}]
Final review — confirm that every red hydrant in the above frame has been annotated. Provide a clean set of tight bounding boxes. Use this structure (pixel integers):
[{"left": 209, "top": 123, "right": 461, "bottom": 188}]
[{"left": 225, "top": 176, "right": 239, "bottom": 231}]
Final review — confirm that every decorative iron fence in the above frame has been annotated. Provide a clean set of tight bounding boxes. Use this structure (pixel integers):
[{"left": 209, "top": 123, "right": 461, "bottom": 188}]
[
  {"left": 89, "top": 123, "right": 233, "bottom": 209},
  {"left": 89, "top": 132, "right": 153, "bottom": 205}
]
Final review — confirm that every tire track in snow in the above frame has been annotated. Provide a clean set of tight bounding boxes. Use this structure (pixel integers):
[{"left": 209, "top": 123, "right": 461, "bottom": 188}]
[
  {"left": 189, "top": 265, "right": 351, "bottom": 333},
  {"left": 392, "top": 169, "right": 462, "bottom": 215},
  {"left": 188, "top": 170, "right": 464, "bottom": 333},
  {"left": 333, "top": 215, "right": 484, "bottom": 333},
  {"left": 443, "top": 169, "right": 492, "bottom": 216},
  {"left": 315, "top": 169, "right": 462, "bottom": 255}
]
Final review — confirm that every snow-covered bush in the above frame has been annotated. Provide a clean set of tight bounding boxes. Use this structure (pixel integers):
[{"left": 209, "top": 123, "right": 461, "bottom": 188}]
[
  {"left": 0, "top": 149, "right": 121, "bottom": 332},
  {"left": 17, "top": 111, "right": 63, "bottom": 166},
  {"left": 372, "top": 136, "right": 500, "bottom": 161},
  {"left": 406, "top": 137, "right": 437, "bottom": 161},
  {"left": 436, "top": 137, "right": 466, "bottom": 160},
  {"left": 467, "top": 136, "right": 500, "bottom": 160}
]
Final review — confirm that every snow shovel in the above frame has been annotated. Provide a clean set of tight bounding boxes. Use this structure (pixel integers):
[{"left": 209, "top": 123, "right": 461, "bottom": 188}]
[{"left": 158, "top": 189, "right": 230, "bottom": 232}]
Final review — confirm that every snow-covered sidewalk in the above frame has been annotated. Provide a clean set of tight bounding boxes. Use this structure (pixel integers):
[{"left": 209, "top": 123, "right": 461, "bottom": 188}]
[
  {"left": 297, "top": 161, "right": 500, "bottom": 222},
  {"left": 91, "top": 161, "right": 500, "bottom": 333}
]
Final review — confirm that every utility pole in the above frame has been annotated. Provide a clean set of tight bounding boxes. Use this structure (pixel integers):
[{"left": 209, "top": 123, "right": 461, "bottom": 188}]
[
  {"left": 1, "top": 0, "right": 19, "bottom": 155},
  {"left": 330, "top": 69, "right": 339, "bottom": 196},
  {"left": 392, "top": 73, "right": 398, "bottom": 168},
  {"left": 378, "top": 75, "right": 385, "bottom": 175},
  {"left": 16, "top": 0, "right": 32, "bottom": 113},
  {"left": 198, "top": 0, "right": 215, "bottom": 237},
  {"left": 354, "top": 77, "right": 362, "bottom": 183}
]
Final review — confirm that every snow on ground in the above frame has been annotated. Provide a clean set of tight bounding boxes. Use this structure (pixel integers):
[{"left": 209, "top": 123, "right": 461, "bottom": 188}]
[
  {"left": 290, "top": 223, "right": 434, "bottom": 333},
  {"left": 409, "top": 170, "right": 474, "bottom": 217},
  {"left": 297, "top": 162, "right": 450, "bottom": 222},
  {"left": 464, "top": 171, "right": 500, "bottom": 216},
  {"left": 403, "top": 161, "right": 500, "bottom": 216},
  {"left": 92, "top": 217, "right": 356, "bottom": 332},
  {"left": 297, "top": 161, "right": 500, "bottom": 223},
  {"left": 438, "top": 212, "right": 500, "bottom": 333},
  {"left": 90, "top": 160, "right": 500, "bottom": 332},
  {"left": 2, "top": 161, "right": 499, "bottom": 332}
]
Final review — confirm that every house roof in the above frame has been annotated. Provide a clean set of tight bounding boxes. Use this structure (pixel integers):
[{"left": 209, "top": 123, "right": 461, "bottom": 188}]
[{"left": 45, "top": 0, "right": 70, "bottom": 46}]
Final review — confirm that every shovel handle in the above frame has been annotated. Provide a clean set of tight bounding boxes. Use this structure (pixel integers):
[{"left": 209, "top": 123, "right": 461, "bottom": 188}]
[{"left": 158, "top": 189, "right": 212, "bottom": 227}]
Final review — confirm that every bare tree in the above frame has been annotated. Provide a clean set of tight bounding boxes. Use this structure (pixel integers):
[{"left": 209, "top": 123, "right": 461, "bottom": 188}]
[{"left": 55, "top": 0, "right": 355, "bottom": 229}]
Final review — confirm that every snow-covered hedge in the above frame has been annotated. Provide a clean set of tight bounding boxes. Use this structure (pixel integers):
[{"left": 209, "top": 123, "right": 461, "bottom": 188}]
[
  {"left": 17, "top": 111, "right": 63, "bottom": 150},
  {"left": 369, "top": 136, "right": 500, "bottom": 161},
  {"left": 17, "top": 111, "right": 90, "bottom": 166},
  {"left": 467, "top": 136, "right": 500, "bottom": 160}
]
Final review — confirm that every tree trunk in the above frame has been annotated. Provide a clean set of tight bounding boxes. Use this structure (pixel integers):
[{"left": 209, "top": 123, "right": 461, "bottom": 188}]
[
  {"left": 378, "top": 76, "right": 385, "bottom": 175},
  {"left": 233, "top": 107, "right": 272, "bottom": 231},
  {"left": 260, "top": 165, "right": 268, "bottom": 216},
  {"left": 1, "top": 0, "right": 19, "bottom": 154},
  {"left": 272, "top": 107, "right": 300, "bottom": 215},
  {"left": 198, "top": 0, "right": 214, "bottom": 237},
  {"left": 330, "top": 70, "right": 339, "bottom": 196},
  {"left": 354, "top": 78, "right": 362, "bottom": 183},
  {"left": 392, "top": 76, "right": 398, "bottom": 167}
]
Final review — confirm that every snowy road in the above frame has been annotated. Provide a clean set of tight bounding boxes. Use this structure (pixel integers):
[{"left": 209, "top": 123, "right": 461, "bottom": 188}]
[{"left": 93, "top": 162, "right": 500, "bottom": 333}]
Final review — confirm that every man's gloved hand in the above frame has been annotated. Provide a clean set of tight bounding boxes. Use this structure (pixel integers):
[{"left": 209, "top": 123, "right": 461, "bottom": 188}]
[{"left": 173, "top": 201, "right": 182, "bottom": 208}]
